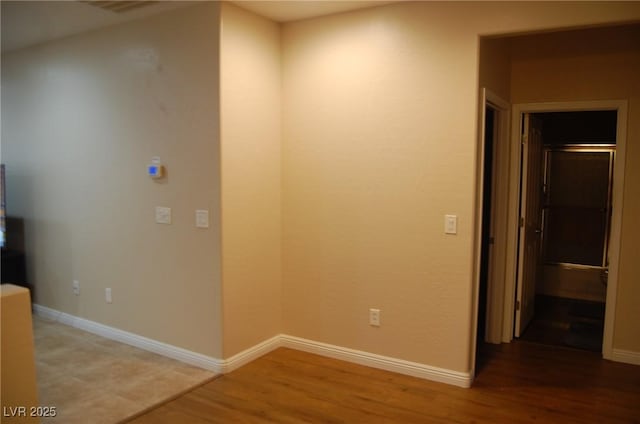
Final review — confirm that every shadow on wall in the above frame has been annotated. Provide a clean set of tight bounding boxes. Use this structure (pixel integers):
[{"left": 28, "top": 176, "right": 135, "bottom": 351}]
[{"left": 4, "top": 172, "right": 74, "bottom": 310}]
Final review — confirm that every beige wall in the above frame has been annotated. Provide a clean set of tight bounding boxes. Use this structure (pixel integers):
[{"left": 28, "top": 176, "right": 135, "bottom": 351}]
[
  {"left": 510, "top": 24, "right": 640, "bottom": 352},
  {"left": 479, "top": 37, "right": 511, "bottom": 102},
  {"left": 282, "top": 2, "right": 640, "bottom": 373},
  {"left": 220, "top": 3, "right": 282, "bottom": 357},
  {"left": 1, "top": 3, "right": 223, "bottom": 357},
  {"left": 282, "top": 5, "right": 479, "bottom": 372}
]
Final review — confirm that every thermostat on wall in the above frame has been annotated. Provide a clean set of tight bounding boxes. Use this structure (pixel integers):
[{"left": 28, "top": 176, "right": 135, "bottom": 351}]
[{"left": 148, "top": 157, "right": 164, "bottom": 179}]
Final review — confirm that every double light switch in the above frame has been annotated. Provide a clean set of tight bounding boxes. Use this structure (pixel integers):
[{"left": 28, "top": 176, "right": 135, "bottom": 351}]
[{"left": 155, "top": 206, "right": 209, "bottom": 229}]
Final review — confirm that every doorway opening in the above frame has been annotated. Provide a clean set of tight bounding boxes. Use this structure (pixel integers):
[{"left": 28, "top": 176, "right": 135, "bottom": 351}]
[
  {"left": 516, "top": 111, "right": 616, "bottom": 352},
  {"left": 477, "top": 105, "right": 496, "bottom": 347},
  {"left": 476, "top": 99, "right": 627, "bottom": 366},
  {"left": 473, "top": 89, "right": 511, "bottom": 377}
]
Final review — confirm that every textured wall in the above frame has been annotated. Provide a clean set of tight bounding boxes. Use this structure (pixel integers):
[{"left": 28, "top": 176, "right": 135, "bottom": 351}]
[
  {"left": 1, "top": 3, "right": 223, "bottom": 357},
  {"left": 220, "top": 2, "right": 283, "bottom": 358},
  {"left": 281, "top": 2, "right": 640, "bottom": 372}
]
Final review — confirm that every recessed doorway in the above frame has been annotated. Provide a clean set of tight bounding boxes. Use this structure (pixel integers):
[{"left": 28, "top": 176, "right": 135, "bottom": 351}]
[
  {"left": 517, "top": 111, "right": 616, "bottom": 353},
  {"left": 502, "top": 100, "right": 628, "bottom": 361}
]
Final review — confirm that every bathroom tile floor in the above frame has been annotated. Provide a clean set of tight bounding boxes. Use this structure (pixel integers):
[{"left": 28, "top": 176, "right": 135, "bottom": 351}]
[
  {"left": 519, "top": 295, "right": 605, "bottom": 351},
  {"left": 33, "top": 316, "right": 216, "bottom": 424}
]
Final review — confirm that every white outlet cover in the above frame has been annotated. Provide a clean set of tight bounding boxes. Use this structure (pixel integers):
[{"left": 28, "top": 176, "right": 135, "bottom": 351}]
[
  {"left": 369, "top": 308, "right": 381, "bottom": 327},
  {"left": 155, "top": 206, "right": 171, "bottom": 224}
]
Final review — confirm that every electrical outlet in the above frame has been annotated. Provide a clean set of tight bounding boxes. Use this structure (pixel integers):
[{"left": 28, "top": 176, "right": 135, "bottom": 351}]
[
  {"left": 72, "top": 280, "right": 80, "bottom": 296},
  {"left": 369, "top": 308, "right": 381, "bottom": 327},
  {"left": 105, "top": 288, "right": 112, "bottom": 304}
]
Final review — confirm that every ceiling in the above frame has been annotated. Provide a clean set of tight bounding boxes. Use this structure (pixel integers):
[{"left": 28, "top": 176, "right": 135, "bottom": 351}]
[
  {"left": 1, "top": 1, "right": 196, "bottom": 53},
  {"left": 1, "top": 0, "right": 400, "bottom": 53},
  {"left": 235, "top": 1, "right": 399, "bottom": 23}
]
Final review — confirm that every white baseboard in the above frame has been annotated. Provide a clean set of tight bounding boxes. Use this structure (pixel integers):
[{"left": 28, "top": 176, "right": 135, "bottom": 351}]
[
  {"left": 33, "top": 304, "right": 281, "bottom": 375},
  {"left": 32, "top": 305, "right": 472, "bottom": 387},
  {"left": 611, "top": 348, "right": 640, "bottom": 366},
  {"left": 281, "top": 335, "right": 472, "bottom": 388},
  {"left": 221, "top": 335, "right": 281, "bottom": 374},
  {"left": 32, "top": 304, "right": 225, "bottom": 373}
]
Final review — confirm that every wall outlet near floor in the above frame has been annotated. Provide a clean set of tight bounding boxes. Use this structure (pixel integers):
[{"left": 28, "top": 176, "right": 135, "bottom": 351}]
[
  {"left": 72, "top": 280, "right": 80, "bottom": 296},
  {"left": 369, "top": 308, "right": 381, "bottom": 327},
  {"left": 105, "top": 288, "right": 112, "bottom": 304}
]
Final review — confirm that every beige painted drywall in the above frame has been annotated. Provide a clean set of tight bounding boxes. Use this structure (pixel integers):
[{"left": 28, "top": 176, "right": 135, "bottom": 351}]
[
  {"left": 282, "top": 5, "right": 478, "bottom": 372},
  {"left": 1, "top": 3, "right": 223, "bottom": 357},
  {"left": 510, "top": 24, "right": 640, "bottom": 353},
  {"left": 220, "top": 2, "right": 282, "bottom": 358},
  {"left": 281, "top": 2, "right": 640, "bottom": 372},
  {"left": 479, "top": 37, "right": 511, "bottom": 102}
]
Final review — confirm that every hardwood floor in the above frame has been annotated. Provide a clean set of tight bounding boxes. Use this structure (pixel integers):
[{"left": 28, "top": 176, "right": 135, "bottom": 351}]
[{"left": 126, "top": 343, "right": 640, "bottom": 423}]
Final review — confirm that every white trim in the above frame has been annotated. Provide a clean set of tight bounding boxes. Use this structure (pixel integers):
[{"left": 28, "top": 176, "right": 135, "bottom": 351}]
[
  {"left": 503, "top": 103, "right": 522, "bottom": 343},
  {"left": 611, "top": 349, "right": 640, "bottom": 366},
  {"left": 33, "top": 304, "right": 225, "bottom": 373},
  {"left": 470, "top": 89, "right": 488, "bottom": 380},
  {"left": 505, "top": 100, "right": 627, "bottom": 359},
  {"left": 32, "top": 305, "right": 472, "bottom": 387},
  {"left": 281, "top": 335, "right": 472, "bottom": 388},
  {"left": 220, "top": 335, "right": 281, "bottom": 374},
  {"left": 490, "top": 94, "right": 512, "bottom": 343},
  {"left": 603, "top": 102, "right": 627, "bottom": 361},
  {"left": 476, "top": 88, "right": 511, "bottom": 346},
  {"left": 471, "top": 88, "right": 512, "bottom": 380}
]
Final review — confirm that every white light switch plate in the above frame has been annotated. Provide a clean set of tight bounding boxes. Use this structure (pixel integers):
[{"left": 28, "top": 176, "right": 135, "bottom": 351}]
[
  {"left": 155, "top": 206, "right": 171, "bottom": 224},
  {"left": 195, "top": 209, "right": 209, "bottom": 228},
  {"left": 445, "top": 214, "right": 457, "bottom": 234}
]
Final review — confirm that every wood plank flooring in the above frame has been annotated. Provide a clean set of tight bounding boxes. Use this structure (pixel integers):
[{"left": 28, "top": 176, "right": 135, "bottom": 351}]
[{"left": 126, "top": 342, "right": 640, "bottom": 423}]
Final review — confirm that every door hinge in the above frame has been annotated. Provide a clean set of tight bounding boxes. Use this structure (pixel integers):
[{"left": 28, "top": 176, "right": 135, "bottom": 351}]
[
  {"left": 516, "top": 300, "right": 521, "bottom": 311},
  {"left": 489, "top": 237, "right": 495, "bottom": 245},
  {"left": 521, "top": 134, "right": 528, "bottom": 145},
  {"left": 520, "top": 217, "right": 524, "bottom": 227}
]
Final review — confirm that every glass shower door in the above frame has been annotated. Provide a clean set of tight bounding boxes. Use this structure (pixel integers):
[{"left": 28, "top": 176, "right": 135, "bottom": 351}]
[{"left": 542, "top": 147, "right": 614, "bottom": 269}]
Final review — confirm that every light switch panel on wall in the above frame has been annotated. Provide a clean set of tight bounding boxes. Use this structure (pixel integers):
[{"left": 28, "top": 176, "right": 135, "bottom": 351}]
[
  {"left": 195, "top": 209, "right": 209, "bottom": 228},
  {"left": 155, "top": 206, "right": 171, "bottom": 224},
  {"left": 445, "top": 214, "right": 458, "bottom": 235}
]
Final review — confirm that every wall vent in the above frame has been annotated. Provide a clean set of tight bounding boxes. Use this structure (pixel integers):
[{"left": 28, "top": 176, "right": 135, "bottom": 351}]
[{"left": 81, "top": 1, "right": 158, "bottom": 14}]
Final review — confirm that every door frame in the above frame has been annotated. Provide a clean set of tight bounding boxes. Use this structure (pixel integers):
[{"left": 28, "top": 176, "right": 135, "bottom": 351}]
[
  {"left": 470, "top": 88, "right": 511, "bottom": 378},
  {"left": 477, "top": 89, "right": 511, "bottom": 346},
  {"left": 503, "top": 100, "right": 627, "bottom": 360}
]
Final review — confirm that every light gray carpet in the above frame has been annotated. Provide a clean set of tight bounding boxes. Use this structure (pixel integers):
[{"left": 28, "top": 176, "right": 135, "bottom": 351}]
[{"left": 33, "top": 316, "right": 216, "bottom": 423}]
